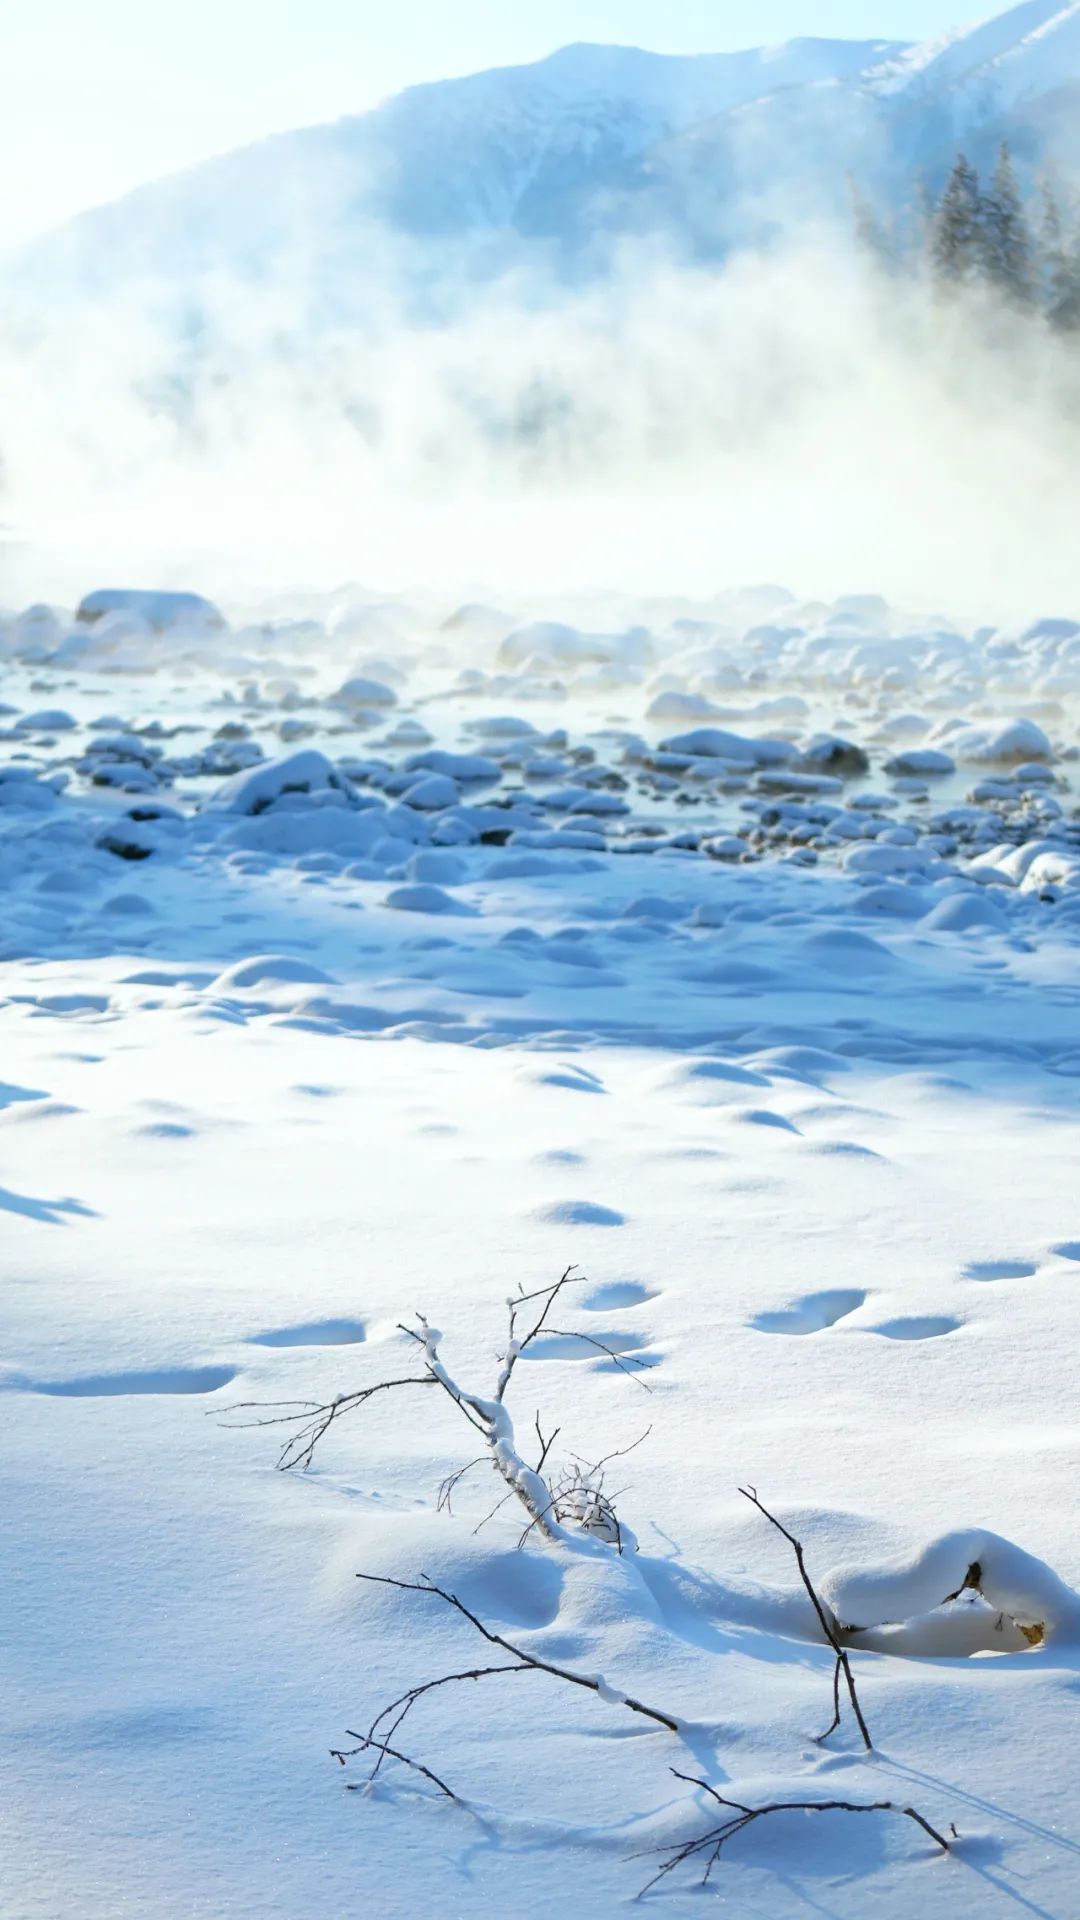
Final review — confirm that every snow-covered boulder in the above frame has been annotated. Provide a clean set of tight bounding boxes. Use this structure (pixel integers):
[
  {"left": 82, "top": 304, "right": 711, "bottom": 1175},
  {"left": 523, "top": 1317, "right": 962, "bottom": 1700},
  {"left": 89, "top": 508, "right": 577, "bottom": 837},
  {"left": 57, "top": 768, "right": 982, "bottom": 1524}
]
[
  {"left": 15, "top": 709, "right": 77, "bottom": 732},
  {"left": 214, "top": 955, "right": 335, "bottom": 990},
  {"left": 799, "top": 734, "right": 869, "bottom": 776},
  {"left": 401, "top": 773, "right": 459, "bottom": 811},
  {"left": 883, "top": 747, "right": 955, "bottom": 776},
  {"left": 328, "top": 675, "right": 398, "bottom": 710},
  {"left": 659, "top": 727, "right": 797, "bottom": 767},
  {"left": 406, "top": 849, "right": 469, "bottom": 885},
  {"left": 645, "top": 690, "right": 719, "bottom": 721},
  {"left": 208, "top": 749, "right": 356, "bottom": 814},
  {"left": 402, "top": 749, "right": 500, "bottom": 782},
  {"left": 231, "top": 808, "right": 393, "bottom": 859},
  {"left": 384, "top": 883, "right": 476, "bottom": 915},
  {"left": 12, "top": 604, "right": 66, "bottom": 652},
  {"left": 497, "top": 622, "right": 652, "bottom": 670},
  {"left": 967, "top": 838, "right": 1080, "bottom": 892},
  {"left": 76, "top": 588, "right": 226, "bottom": 634},
  {"left": 465, "top": 715, "right": 539, "bottom": 740},
  {"left": 921, "top": 890, "right": 1007, "bottom": 931},
  {"left": 1020, "top": 618, "right": 1080, "bottom": 643},
  {"left": 934, "top": 717, "right": 1053, "bottom": 764}
]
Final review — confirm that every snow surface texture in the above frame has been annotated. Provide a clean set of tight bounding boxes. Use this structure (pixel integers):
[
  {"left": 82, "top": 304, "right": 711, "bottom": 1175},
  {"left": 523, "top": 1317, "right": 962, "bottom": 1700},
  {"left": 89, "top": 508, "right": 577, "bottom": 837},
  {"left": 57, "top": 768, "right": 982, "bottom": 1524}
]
[{"left": 5, "top": 581, "right": 1080, "bottom": 1916}]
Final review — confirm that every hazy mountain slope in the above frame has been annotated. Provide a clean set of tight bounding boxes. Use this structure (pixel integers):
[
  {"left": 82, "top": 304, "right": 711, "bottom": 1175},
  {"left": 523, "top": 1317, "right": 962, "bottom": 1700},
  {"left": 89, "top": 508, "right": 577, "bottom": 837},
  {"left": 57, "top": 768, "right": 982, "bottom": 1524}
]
[
  {"left": 864, "top": 0, "right": 1070, "bottom": 97},
  {"left": 9, "top": 37, "right": 907, "bottom": 296},
  {"left": 10, "top": 5, "right": 1080, "bottom": 314},
  {"left": 623, "top": 2, "right": 1080, "bottom": 252}
]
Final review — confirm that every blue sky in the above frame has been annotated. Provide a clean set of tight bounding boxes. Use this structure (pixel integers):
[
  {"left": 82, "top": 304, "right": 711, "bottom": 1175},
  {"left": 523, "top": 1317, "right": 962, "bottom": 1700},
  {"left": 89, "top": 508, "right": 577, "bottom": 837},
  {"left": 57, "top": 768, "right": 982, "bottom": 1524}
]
[{"left": 4, "top": 1, "right": 975, "bottom": 250}]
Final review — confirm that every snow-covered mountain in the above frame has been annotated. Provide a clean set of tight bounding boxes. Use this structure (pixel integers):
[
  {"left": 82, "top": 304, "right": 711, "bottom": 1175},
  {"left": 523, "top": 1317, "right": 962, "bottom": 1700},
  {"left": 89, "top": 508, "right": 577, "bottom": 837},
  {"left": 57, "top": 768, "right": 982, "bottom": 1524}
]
[
  {"left": 10, "top": 5, "right": 1080, "bottom": 309},
  {"left": 11, "top": 36, "right": 904, "bottom": 298},
  {"left": 867, "top": 0, "right": 1079, "bottom": 109}
]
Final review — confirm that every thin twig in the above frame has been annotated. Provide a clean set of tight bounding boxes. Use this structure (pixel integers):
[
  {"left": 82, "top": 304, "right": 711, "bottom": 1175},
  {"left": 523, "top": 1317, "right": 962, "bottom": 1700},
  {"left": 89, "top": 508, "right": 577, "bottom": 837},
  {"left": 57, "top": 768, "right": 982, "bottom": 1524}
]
[
  {"left": 356, "top": 1571, "right": 681, "bottom": 1733},
  {"left": 636, "top": 1771, "right": 951, "bottom": 1895},
  {"left": 739, "top": 1486, "right": 872, "bottom": 1750},
  {"left": 332, "top": 1733, "right": 459, "bottom": 1802},
  {"left": 544, "top": 1328, "right": 655, "bottom": 1391},
  {"left": 436, "top": 1456, "right": 488, "bottom": 1516},
  {"left": 571, "top": 1426, "right": 653, "bottom": 1475},
  {"left": 358, "top": 1663, "right": 534, "bottom": 1784},
  {"left": 534, "top": 1413, "right": 561, "bottom": 1475},
  {"left": 472, "top": 1488, "right": 515, "bottom": 1535},
  {"left": 496, "top": 1265, "right": 583, "bottom": 1403},
  {"left": 221, "top": 1377, "right": 438, "bottom": 1470}
]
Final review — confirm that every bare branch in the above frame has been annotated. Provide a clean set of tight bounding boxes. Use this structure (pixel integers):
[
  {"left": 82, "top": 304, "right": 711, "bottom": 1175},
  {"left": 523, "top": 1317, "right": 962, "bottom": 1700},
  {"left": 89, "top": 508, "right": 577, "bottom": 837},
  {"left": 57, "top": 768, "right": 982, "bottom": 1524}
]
[
  {"left": 221, "top": 1377, "right": 437, "bottom": 1470},
  {"left": 739, "top": 1486, "right": 872, "bottom": 1750},
  {"left": 356, "top": 1571, "right": 681, "bottom": 1734},
  {"left": 231, "top": 1273, "right": 650, "bottom": 1550},
  {"left": 571, "top": 1425, "right": 653, "bottom": 1475},
  {"left": 472, "top": 1488, "right": 515, "bottom": 1535},
  {"left": 637, "top": 1771, "right": 950, "bottom": 1895},
  {"left": 352, "top": 1663, "right": 536, "bottom": 1787},
  {"left": 495, "top": 1265, "right": 584, "bottom": 1403},
  {"left": 543, "top": 1328, "right": 655, "bottom": 1391},
  {"left": 436, "top": 1456, "right": 488, "bottom": 1516},
  {"left": 534, "top": 1413, "right": 561, "bottom": 1475},
  {"left": 332, "top": 1733, "right": 459, "bottom": 1802}
]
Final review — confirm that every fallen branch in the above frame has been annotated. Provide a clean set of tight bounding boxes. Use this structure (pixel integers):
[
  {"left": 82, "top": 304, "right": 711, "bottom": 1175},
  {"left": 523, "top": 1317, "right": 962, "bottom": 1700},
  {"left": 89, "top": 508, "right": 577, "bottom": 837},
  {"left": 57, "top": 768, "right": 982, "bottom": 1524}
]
[
  {"left": 220, "top": 1377, "right": 437, "bottom": 1471},
  {"left": 740, "top": 1485, "right": 873, "bottom": 1750},
  {"left": 223, "top": 1268, "right": 636, "bottom": 1546},
  {"left": 355, "top": 1570, "right": 682, "bottom": 1734},
  {"left": 539, "top": 1327, "right": 655, "bottom": 1390},
  {"left": 638, "top": 1770, "right": 951, "bottom": 1896},
  {"left": 334, "top": 1733, "right": 458, "bottom": 1802}
]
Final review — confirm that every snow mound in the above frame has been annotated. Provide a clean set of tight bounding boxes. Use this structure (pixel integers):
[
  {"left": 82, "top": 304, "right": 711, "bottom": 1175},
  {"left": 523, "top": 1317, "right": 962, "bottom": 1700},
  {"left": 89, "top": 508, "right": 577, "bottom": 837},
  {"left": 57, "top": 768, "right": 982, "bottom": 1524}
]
[
  {"left": 882, "top": 747, "right": 955, "bottom": 776},
  {"left": 823, "top": 1528, "right": 1080, "bottom": 1651},
  {"left": 659, "top": 727, "right": 797, "bottom": 767},
  {"left": 76, "top": 589, "right": 226, "bottom": 634},
  {"left": 329, "top": 675, "right": 398, "bottom": 709},
  {"left": 213, "top": 956, "right": 336, "bottom": 990},
  {"left": 209, "top": 750, "right": 356, "bottom": 814},
  {"left": 384, "top": 884, "right": 477, "bottom": 915},
  {"left": 933, "top": 717, "right": 1053, "bottom": 764}
]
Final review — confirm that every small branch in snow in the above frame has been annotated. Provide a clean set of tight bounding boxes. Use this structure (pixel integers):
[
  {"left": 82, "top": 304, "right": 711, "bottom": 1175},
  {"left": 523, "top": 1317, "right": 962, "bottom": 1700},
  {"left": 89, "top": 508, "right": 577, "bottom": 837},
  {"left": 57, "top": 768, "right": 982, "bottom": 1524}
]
[
  {"left": 543, "top": 1327, "right": 655, "bottom": 1390},
  {"left": 534, "top": 1413, "right": 561, "bottom": 1475},
  {"left": 572, "top": 1425, "right": 653, "bottom": 1476},
  {"left": 436, "top": 1456, "right": 488, "bottom": 1517},
  {"left": 496, "top": 1264, "right": 585, "bottom": 1403},
  {"left": 219, "top": 1377, "right": 437, "bottom": 1470},
  {"left": 333, "top": 1734, "right": 459, "bottom": 1802},
  {"left": 739, "top": 1486, "right": 873, "bottom": 1750},
  {"left": 636, "top": 1771, "right": 951, "bottom": 1896},
  {"left": 333, "top": 1662, "right": 534, "bottom": 1792},
  {"left": 229, "top": 1269, "right": 648, "bottom": 1555},
  {"left": 355, "top": 1571, "right": 682, "bottom": 1735}
]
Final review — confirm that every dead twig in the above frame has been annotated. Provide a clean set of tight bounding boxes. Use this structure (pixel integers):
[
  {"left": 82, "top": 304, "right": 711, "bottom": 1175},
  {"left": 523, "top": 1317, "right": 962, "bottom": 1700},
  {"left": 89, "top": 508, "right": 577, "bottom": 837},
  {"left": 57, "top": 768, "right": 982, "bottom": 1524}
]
[
  {"left": 534, "top": 1413, "right": 561, "bottom": 1475},
  {"left": 333, "top": 1662, "right": 536, "bottom": 1789},
  {"left": 355, "top": 1570, "right": 681, "bottom": 1734},
  {"left": 221, "top": 1376, "right": 437, "bottom": 1470},
  {"left": 436, "top": 1456, "right": 487, "bottom": 1516},
  {"left": 332, "top": 1733, "right": 459, "bottom": 1802},
  {"left": 542, "top": 1327, "right": 655, "bottom": 1391},
  {"left": 740, "top": 1486, "right": 873, "bottom": 1750},
  {"left": 223, "top": 1269, "right": 648, "bottom": 1552},
  {"left": 637, "top": 1770, "right": 951, "bottom": 1895}
]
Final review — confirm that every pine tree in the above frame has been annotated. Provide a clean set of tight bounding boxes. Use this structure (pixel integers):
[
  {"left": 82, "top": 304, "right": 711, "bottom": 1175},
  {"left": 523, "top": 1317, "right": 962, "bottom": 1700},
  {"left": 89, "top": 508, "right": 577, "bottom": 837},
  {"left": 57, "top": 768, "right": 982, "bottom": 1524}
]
[
  {"left": 930, "top": 154, "right": 984, "bottom": 288},
  {"left": 1040, "top": 181, "right": 1080, "bottom": 332},
  {"left": 980, "top": 144, "right": 1035, "bottom": 306}
]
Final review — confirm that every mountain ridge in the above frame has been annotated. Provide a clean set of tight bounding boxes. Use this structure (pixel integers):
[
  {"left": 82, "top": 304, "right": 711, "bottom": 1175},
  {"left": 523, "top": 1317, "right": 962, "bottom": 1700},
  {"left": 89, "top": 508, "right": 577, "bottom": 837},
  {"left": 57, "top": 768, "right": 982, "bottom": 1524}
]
[{"left": 9, "top": 7, "right": 1080, "bottom": 311}]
